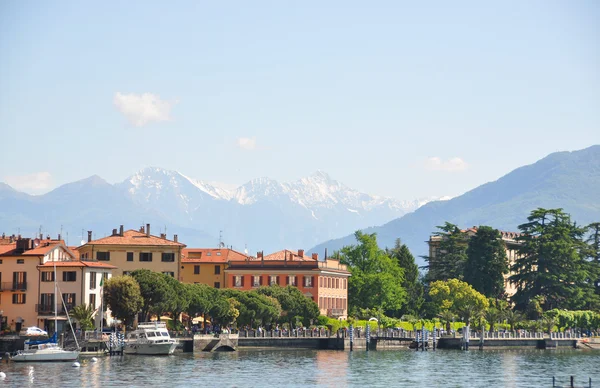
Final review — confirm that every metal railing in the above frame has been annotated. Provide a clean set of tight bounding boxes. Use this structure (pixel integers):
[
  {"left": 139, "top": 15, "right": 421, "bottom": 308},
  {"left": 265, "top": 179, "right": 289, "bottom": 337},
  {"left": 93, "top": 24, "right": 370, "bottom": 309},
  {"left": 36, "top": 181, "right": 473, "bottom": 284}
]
[
  {"left": 1, "top": 282, "right": 27, "bottom": 291},
  {"left": 35, "top": 304, "right": 75, "bottom": 315}
]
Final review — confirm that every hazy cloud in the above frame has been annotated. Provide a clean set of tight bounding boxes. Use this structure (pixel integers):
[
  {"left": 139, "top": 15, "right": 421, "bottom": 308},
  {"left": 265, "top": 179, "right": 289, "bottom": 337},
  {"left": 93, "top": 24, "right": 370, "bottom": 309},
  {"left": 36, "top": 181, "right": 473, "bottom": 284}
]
[
  {"left": 113, "top": 92, "right": 175, "bottom": 127},
  {"left": 236, "top": 137, "right": 257, "bottom": 150},
  {"left": 424, "top": 157, "right": 468, "bottom": 172},
  {"left": 4, "top": 172, "right": 53, "bottom": 193}
]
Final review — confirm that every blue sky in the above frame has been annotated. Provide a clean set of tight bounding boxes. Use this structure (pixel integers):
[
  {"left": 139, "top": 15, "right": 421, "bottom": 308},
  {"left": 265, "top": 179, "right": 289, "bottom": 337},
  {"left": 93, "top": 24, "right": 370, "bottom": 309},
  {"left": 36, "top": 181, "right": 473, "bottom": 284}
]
[{"left": 0, "top": 1, "right": 598, "bottom": 199}]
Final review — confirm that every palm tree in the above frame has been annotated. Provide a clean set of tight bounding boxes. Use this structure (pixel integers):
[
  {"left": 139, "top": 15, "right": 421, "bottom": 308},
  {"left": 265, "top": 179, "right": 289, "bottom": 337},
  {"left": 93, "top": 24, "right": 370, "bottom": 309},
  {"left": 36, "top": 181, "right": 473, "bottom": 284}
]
[
  {"left": 457, "top": 304, "right": 482, "bottom": 327},
  {"left": 437, "top": 310, "right": 454, "bottom": 332},
  {"left": 504, "top": 310, "right": 523, "bottom": 332},
  {"left": 71, "top": 303, "right": 95, "bottom": 331},
  {"left": 484, "top": 307, "right": 504, "bottom": 332},
  {"left": 540, "top": 316, "right": 557, "bottom": 334}
]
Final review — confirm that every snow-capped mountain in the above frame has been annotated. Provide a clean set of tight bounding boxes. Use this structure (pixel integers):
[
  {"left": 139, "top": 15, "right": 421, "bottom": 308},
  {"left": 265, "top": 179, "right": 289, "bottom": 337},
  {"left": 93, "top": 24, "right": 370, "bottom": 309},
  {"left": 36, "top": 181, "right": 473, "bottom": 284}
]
[{"left": 115, "top": 167, "right": 444, "bottom": 252}]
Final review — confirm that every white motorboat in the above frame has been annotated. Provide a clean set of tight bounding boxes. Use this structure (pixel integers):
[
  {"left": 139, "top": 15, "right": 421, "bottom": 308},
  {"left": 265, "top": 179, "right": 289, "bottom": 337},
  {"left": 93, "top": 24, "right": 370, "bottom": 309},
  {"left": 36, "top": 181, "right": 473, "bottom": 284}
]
[{"left": 123, "top": 322, "right": 177, "bottom": 355}]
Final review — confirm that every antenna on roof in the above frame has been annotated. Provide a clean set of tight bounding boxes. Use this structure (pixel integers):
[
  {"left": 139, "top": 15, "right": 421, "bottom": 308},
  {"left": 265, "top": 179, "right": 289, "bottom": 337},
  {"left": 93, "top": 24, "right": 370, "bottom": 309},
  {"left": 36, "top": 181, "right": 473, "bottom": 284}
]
[
  {"left": 219, "top": 230, "right": 224, "bottom": 248},
  {"left": 244, "top": 244, "right": 248, "bottom": 255}
]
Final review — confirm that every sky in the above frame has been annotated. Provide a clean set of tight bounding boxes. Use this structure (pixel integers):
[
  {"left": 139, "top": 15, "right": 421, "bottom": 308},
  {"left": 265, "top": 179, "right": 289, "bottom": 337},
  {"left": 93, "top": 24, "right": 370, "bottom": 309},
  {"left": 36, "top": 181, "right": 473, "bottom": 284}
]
[{"left": 0, "top": 1, "right": 598, "bottom": 200}]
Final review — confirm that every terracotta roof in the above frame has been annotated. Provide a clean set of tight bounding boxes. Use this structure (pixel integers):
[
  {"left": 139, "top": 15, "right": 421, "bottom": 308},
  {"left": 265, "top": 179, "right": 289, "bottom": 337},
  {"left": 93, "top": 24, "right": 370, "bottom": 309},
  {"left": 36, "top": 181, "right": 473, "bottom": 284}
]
[
  {"left": 81, "top": 230, "right": 185, "bottom": 247},
  {"left": 0, "top": 242, "right": 76, "bottom": 257},
  {"left": 38, "top": 261, "right": 117, "bottom": 269},
  {"left": 0, "top": 243, "right": 16, "bottom": 255},
  {"left": 68, "top": 247, "right": 81, "bottom": 259},
  {"left": 182, "top": 248, "right": 248, "bottom": 263},
  {"left": 260, "top": 249, "right": 316, "bottom": 262}
]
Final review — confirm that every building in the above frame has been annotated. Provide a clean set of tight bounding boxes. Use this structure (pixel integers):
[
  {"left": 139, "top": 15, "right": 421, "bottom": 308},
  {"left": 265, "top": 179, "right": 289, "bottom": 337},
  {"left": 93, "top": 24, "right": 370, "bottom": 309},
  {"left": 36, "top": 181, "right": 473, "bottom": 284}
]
[
  {"left": 225, "top": 249, "right": 351, "bottom": 319},
  {"left": 180, "top": 248, "right": 248, "bottom": 288},
  {"left": 0, "top": 236, "right": 115, "bottom": 333},
  {"left": 426, "top": 226, "right": 521, "bottom": 296},
  {"left": 77, "top": 224, "right": 186, "bottom": 280}
]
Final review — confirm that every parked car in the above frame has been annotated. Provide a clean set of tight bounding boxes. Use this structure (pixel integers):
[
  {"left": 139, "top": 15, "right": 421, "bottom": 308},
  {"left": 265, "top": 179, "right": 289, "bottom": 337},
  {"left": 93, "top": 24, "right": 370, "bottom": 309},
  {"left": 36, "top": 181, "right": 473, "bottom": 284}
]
[{"left": 21, "top": 326, "right": 48, "bottom": 336}]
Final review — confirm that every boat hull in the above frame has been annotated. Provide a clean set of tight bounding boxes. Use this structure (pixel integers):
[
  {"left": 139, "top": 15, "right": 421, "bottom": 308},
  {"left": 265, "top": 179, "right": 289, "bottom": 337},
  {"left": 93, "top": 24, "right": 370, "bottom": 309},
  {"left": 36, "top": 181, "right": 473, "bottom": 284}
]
[
  {"left": 123, "top": 341, "right": 177, "bottom": 355},
  {"left": 12, "top": 349, "right": 80, "bottom": 362}
]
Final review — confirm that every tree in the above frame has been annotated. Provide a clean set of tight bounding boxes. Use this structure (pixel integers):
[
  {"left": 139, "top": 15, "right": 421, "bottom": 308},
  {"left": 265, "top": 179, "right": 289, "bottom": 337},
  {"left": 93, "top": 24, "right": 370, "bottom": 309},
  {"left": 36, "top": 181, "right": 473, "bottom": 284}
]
[
  {"left": 510, "top": 208, "right": 595, "bottom": 311},
  {"left": 387, "top": 239, "right": 424, "bottom": 316},
  {"left": 585, "top": 223, "right": 600, "bottom": 302},
  {"left": 464, "top": 226, "right": 508, "bottom": 298},
  {"left": 71, "top": 303, "right": 95, "bottom": 331},
  {"left": 257, "top": 285, "right": 319, "bottom": 328},
  {"left": 130, "top": 270, "right": 172, "bottom": 322},
  {"left": 339, "top": 231, "right": 406, "bottom": 314},
  {"left": 187, "top": 283, "right": 216, "bottom": 329},
  {"left": 504, "top": 310, "right": 523, "bottom": 332},
  {"left": 437, "top": 310, "right": 455, "bottom": 332},
  {"left": 103, "top": 275, "right": 143, "bottom": 327},
  {"left": 429, "top": 279, "right": 489, "bottom": 325},
  {"left": 162, "top": 275, "right": 191, "bottom": 325},
  {"left": 483, "top": 307, "right": 504, "bottom": 332},
  {"left": 424, "top": 222, "right": 468, "bottom": 283}
]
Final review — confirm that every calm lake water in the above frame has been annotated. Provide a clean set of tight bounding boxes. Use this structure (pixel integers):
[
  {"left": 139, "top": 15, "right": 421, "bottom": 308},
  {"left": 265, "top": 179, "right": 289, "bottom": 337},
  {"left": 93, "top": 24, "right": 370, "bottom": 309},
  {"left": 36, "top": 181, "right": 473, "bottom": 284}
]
[{"left": 1, "top": 349, "right": 599, "bottom": 387}]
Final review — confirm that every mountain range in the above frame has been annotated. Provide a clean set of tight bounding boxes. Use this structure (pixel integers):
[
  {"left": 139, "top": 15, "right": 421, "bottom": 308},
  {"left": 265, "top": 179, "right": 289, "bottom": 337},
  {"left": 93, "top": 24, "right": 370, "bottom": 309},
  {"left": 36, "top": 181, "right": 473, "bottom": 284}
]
[
  {"left": 309, "top": 145, "right": 600, "bottom": 265},
  {"left": 0, "top": 169, "right": 441, "bottom": 253}
]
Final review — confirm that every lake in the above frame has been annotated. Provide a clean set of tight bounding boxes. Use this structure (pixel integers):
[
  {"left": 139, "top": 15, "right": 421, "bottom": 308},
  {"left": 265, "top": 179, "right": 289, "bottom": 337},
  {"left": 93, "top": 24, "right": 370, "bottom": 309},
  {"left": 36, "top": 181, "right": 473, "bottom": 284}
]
[{"left": 1, "top": 348, "right": 599, "bottom": 387}]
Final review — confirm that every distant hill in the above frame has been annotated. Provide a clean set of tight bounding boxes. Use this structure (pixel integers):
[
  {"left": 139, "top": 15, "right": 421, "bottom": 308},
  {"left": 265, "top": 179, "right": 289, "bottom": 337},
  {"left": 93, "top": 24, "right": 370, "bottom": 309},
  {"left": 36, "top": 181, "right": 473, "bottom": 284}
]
[{"left": 309, "top": 145, "right": 600, "bottom": 264}]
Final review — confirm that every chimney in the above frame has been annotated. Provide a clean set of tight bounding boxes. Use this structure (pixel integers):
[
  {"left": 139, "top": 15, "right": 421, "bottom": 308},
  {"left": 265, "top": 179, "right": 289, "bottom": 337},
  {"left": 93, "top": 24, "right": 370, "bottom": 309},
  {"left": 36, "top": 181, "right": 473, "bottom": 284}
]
[
  {"left": 119, "top": 225, "right": 124, "bottom": 236},
  {"left": 174, "top": 234, "right": 178, "bottom": 243},
  {"left": 146, "top": 223, "right": 150, "bottom": 237},
  {"left": 58, "top": 234, "right": 61, "bottom": 241},
  {"left": 139, "top": 226, "right": 145, "bottom": 233},
  {"left": 87, "top": 231, "right": 92, "bottom": 243},
  {"left": 298, "top": 249, "right": 304, "bottom": 257},
  {"left": 40, "top": 233, "right": 43, "bottom": 239},
  {"left": 257, "top": 251, "right": 263, "bottom": 259},
  {"left": 161, "top": 233, "right": 166, "bottom": 239},
  {"left": 312, "top": 253, "right": 318, "bottom": 261},
  {"left": 325, "top": 248, "right": 328, "bottom": 259},
  {"left": 16, "top": 238, "right": 32, "bottom": 253},
  {"left": 112, "top": 228, "right": 118, "bottom": 236}
]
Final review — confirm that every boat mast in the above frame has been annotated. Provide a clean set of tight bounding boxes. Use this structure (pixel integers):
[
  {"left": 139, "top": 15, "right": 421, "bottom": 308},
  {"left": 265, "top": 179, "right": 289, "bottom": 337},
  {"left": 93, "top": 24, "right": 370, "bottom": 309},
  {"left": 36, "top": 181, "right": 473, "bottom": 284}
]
[{"left": 54, "top": 258, "right": 58, "bottom": 335}]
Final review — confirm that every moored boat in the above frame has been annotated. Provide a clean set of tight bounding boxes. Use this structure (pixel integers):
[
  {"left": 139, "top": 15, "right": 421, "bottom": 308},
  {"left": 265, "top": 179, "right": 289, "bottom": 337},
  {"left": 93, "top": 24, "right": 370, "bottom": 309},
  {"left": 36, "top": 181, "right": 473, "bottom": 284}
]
[{"left": 123, "top": 322, "right": 177, "bottom": 355}]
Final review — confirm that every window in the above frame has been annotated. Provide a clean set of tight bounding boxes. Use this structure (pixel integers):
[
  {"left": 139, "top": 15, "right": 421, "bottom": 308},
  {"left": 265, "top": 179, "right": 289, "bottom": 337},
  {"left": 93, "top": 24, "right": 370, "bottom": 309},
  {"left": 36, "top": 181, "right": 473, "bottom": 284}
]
[
  {"left": 41, "top": 293, "right": 54, "bottom": 309},
  {"left": 161, "top": 253, "right": 175, "bottom": 262},
  {"left": 63, "top": 271, "right": 77, "bottom": 282},
  {"left": 216, "top": 252, "right": 221, "bottom": 256},
  {"left": 123, "top": 271, "right": 131, "bottom": 276},
  {"left": 13, "top": 272, "right": 26, "bottom": 289},
  {"left": 234, "top": 275, "right": 243, "bottom": 287},
  {"left": 89, "top": 293, "right": 96, "bottom": 308},
  {"left": 12, "top": 293, "right": 26, "bottom": 304},
  {"left": 336, "top": 278, "right": 339, "bottom": 288},
  {"left": 41, "top": 271, "right": 55, "bottom": 282},
  {"left": 17, "top": 259, "right": 24, "bottom": 264},
  {"left": 288, "top": 275, "right": 296, "bottom": 286},
  {"left": 328, "top": 278, "right": 331, "bottom": 288},
  {"left": 97, "top": 251, "right": 110, "bottom": 261},
  {"left": 90, "top": 272, "right": 97, "bottom": 289},
  {"left": 304, "top": 276, "right": 313, "bottom": 288},
  {"left": 194, "top": 265, "right": 200, "bottom": 275},
  {"left": 0, "top": 259, "right": 3, "bottom": 264},
  {"left": 344, "top": 279, "right": 347, "bottom": 289},
  {"left": 269, "top": 275, "right": 278, "bottom": 286},
  {"left": 162, "top": 272, "right": 175, "bottom": 277},
  {"left": 206, "top": 252, "right": 212, "bottom": 256},
  {"left": 319, "top": 277, "right": 323, "bottom": 287},
  {"left": 214, "top": 265, "right": 221, "bottom": 275},
  {"left": 63, "top": 293, "right": 76, "bottom": 309},
  {"left": 214, "top": 282, "right": 220, "bottom": 289},
  {"left": 140, "top": 252, "right": 152, "bottom": 262},
  {"left": 127, "top": 252, "right": 134, "bottom": 262},
  {"left": 252, "top": 275, "right": 261, "bottom": 287}
]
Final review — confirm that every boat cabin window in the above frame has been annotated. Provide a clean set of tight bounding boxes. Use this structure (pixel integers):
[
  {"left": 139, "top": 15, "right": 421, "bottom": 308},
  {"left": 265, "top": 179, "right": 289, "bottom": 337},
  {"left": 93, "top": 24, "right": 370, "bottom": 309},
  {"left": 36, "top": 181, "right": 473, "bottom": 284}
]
[
  {"left": 161, "top": 332, "right": 169, "bottom": 337},
  {"left": 147, "top": 332, "right": 156, "bottom": 337}
]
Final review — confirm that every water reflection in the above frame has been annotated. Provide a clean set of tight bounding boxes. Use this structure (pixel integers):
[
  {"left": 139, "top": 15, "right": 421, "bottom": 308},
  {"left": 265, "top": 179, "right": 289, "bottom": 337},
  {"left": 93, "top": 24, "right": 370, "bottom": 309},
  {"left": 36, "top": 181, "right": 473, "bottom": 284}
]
[{"left": 1, "top": 349, "right": 598, "bottom": 387}]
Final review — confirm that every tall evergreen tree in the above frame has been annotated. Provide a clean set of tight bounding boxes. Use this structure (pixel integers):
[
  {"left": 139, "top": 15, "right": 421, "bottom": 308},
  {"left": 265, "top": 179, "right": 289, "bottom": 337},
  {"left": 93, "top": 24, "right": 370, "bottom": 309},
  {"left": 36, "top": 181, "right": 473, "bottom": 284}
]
[
  {"left": 510, "top": 208, "right": 593, "bottom": 311},
  {"left": 584, "top": 222, "right": 600, "bottom": 305},
  {"left": 387, "top": 239, "right": 424, "bottom": 316},
  {"left": 424, "top": 222, "right": 468, "bottom": 283},
  {"left": 464, "top": 226, "right": 508, "bottom": 298}
]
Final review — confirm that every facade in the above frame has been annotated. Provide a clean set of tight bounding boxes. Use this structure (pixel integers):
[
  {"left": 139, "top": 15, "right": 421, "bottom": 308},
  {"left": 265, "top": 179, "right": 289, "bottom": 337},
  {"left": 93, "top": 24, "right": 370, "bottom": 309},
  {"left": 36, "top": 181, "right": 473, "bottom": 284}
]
[
  {"left": 426, "top": 226, "right": 521, "bottom": 296},
  {"left": 180, "top": 248, "right": 247, "bottom": 288},
  {"left": 0, "top": 236, "right": 115, "bottom": 333},
  {"left": 225, "top": 249, "right": 351, "bottom": 319},
  {"left": 77, "top": 224, "right": 186, "bottom": 280}
]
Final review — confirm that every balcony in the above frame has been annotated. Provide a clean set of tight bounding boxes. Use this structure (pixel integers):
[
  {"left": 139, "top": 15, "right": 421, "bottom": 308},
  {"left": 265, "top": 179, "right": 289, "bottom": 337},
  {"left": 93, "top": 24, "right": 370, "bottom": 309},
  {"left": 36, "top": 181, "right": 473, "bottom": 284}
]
[
  {"left": 35, "top": 304, "right": 75, "bottom": 315},
  {"left": 0, "top": 282, "right": 27, "bottom": 291}
]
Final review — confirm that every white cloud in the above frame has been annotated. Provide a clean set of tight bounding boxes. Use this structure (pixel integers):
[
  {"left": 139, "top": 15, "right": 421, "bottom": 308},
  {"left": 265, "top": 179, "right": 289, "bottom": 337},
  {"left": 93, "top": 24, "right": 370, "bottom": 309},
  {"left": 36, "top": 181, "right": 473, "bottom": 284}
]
[
  {"left": 113, "top": 92, "right": 175, "bottom": 127},
  {"left": 236, "top": 137, "right": 257, "bottom": 151},
  {"left": 423, "top": 157, "right": 468, "bottom": 172},
  {"left": 4, "top": 172, "right": 53, "bottom": 193}
]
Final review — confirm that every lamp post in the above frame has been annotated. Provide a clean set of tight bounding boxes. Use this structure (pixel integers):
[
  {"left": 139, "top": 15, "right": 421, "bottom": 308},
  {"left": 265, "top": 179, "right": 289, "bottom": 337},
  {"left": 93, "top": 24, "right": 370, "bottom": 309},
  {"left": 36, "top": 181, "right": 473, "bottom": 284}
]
[{"left": 0, "top": 310, "right": 3, "bottom": 333}]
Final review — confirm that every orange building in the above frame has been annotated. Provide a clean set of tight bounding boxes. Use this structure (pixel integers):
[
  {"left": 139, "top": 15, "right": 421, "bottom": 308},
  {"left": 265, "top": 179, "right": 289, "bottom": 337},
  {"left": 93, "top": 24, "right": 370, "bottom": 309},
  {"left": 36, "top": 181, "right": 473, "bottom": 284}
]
[
  {"left": 180, "top": 248, "right": 248, "bottom": 288},
  {"left": 226, "top": 249, "right": 350, "bottom": 319}
]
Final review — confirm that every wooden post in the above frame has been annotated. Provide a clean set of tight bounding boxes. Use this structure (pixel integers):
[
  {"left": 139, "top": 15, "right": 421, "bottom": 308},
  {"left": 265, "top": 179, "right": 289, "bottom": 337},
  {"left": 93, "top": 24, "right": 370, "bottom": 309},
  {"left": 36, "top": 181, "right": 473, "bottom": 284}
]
[{"left": 570, "top": 375, "right": 574, "bottom": 388}]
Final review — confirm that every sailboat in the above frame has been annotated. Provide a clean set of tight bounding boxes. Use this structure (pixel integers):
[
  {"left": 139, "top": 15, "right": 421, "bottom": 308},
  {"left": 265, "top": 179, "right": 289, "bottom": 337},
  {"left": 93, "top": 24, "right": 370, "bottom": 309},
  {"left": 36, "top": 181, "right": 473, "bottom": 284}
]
[{"left": 12, "top": 259, "right": 80, "bottom": 362}]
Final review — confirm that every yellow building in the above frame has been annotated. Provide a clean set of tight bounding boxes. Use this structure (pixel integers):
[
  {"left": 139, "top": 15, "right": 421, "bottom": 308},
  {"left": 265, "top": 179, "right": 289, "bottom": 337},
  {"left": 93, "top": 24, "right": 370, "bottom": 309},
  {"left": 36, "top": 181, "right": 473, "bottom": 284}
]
[
  {"left": 77, "top": 224, "right": 186, "bottom": 280},
  {"left": 0, "top": 237, "right": 114, "bottom": 333},
  {"left": 180, "top": 248, "right": 247, "bottom": 288},
  {"left": 426, "top": 226, "right": 521, "bottom": 296}
]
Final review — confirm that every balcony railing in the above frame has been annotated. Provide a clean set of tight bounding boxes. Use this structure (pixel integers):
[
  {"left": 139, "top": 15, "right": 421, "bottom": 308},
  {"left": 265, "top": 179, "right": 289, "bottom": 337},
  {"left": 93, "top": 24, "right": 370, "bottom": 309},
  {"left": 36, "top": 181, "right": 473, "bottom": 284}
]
[
  {"left": 35, "top": 304, "right": 75, "bottom": 315},
  {"left": 327, "top": 308, "right": 345, "bottom": 317},
  {"left": 0, "top": 282, "right": 27, "bottom": 291}
]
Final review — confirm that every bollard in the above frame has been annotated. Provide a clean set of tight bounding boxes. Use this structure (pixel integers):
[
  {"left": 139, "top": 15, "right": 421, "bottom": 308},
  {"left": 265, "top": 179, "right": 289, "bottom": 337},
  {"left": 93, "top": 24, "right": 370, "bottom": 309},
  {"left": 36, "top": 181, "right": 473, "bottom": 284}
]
[
  {"left": 349, "top": 325, "right": 354, "bottom": 352},
  {"left": 570, "top": 376, "right": 574, "bottom": 388}
]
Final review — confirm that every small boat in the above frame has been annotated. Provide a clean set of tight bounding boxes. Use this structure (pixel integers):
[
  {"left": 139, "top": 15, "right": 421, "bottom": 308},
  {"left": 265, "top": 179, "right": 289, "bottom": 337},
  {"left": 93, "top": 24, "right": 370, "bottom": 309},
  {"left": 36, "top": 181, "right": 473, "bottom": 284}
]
[
  {"left": 12, "top": 333, "right": 79, "bottom": 362},
  {"left": 123, "top": 322, "right": 177, "bottom": 355}
]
